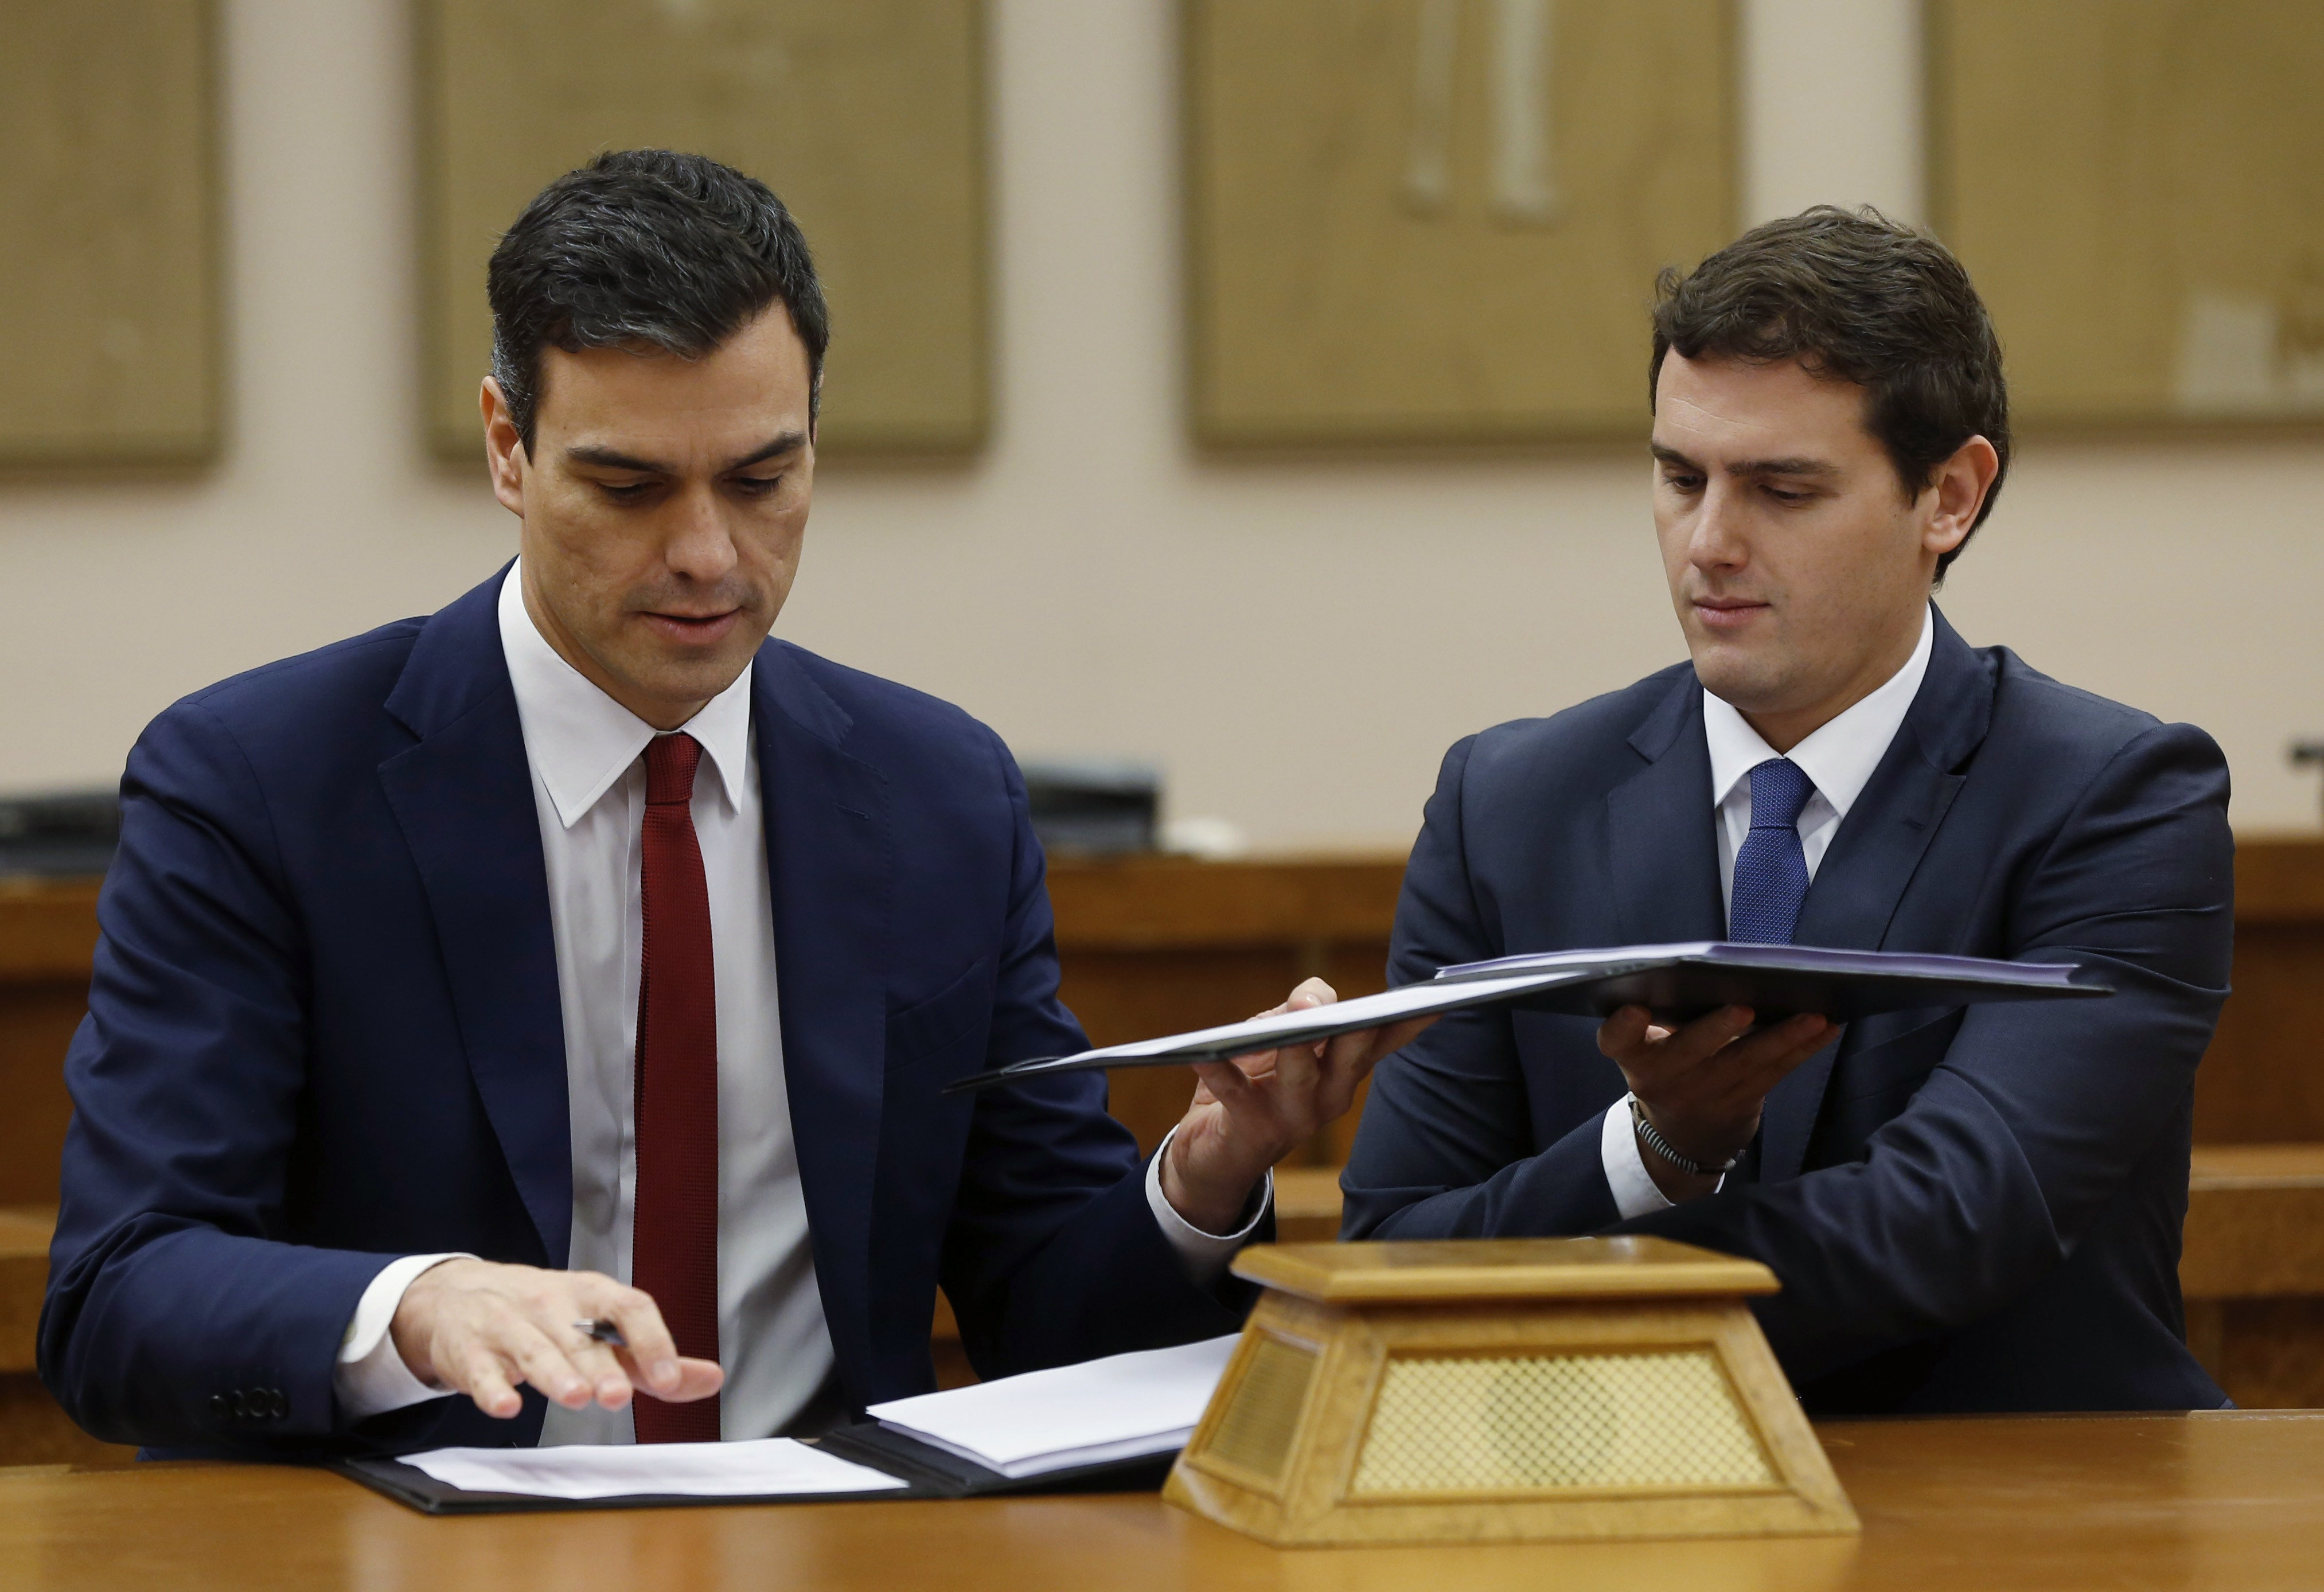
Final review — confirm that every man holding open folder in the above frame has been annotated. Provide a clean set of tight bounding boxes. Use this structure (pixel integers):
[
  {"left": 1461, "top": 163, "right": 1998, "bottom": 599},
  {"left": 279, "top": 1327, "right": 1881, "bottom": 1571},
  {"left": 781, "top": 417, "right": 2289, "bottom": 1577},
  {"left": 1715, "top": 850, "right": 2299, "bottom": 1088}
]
[
  {"left": 41, "top": 152, "right": 1417, "bottom": 1459},
  {"left": 1342, "top": 208, "right": 2235, "bottom": 1414}
]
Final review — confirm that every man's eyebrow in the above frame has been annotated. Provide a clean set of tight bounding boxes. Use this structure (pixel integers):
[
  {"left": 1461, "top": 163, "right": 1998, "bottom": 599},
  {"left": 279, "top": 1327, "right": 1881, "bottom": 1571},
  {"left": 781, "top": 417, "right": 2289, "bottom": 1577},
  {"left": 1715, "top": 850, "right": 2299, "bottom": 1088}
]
[
  {"left": 1729, "top": 455, "right": 1840, "bottom": 478},
  {"left": 560, "top": 432, "right": 808, "bottom": 476},
  {"left": 564, "top": 444, "right": 669, "bottom": 474},
  {"left": 723, "top": 431, "right": 809, "bottom": 473},
  {"left": 1648, "top": 442, "right": 1838, "bottom": 478}
]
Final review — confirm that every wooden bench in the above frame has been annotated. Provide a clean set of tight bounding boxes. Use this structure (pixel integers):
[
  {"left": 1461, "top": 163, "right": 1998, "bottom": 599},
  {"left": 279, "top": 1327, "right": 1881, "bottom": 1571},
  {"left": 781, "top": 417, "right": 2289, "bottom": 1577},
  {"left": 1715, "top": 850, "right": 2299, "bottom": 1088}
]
[{"left": 7, "top": 843, "right": 2324, "bottom": 1451}]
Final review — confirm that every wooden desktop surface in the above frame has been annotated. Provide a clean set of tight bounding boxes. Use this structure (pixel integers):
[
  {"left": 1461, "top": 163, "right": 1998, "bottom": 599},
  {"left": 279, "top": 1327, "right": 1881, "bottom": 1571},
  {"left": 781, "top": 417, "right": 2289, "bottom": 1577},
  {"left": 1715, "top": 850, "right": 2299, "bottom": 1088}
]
[{"left": 1, "top": 1412, "right": 2319, "bottom": 1591}]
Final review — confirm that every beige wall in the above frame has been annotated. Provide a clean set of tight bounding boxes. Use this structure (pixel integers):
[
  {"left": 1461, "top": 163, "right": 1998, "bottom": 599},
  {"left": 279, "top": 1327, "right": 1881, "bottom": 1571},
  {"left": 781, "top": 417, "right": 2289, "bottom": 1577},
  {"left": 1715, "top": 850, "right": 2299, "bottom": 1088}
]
[{"left": 2, "top": 0, "right": 2319, "bottom": 846}]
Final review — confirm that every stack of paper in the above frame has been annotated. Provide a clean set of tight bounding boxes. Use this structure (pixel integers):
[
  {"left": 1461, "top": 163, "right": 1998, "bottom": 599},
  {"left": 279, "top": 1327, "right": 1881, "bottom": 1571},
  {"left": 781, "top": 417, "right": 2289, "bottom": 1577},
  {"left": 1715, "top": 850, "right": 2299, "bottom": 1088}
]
[
  {"left": 400, "top": 1437, "right": 907, "bottom": 1501},
  {"left": 865, "top": 1335, "right": 1239, "bottom": 1479}
]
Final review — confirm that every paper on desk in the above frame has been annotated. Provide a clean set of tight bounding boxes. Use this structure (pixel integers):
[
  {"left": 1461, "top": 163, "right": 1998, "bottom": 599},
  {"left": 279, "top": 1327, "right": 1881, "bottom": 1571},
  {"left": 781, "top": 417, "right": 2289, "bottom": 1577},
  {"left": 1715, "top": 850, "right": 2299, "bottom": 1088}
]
[
  {"left": 867, "top": 1335, "right": 1239, "bottom": 1480},
  {"left": 401, "top": 1437, "right": 909, "bottom": 1501}
]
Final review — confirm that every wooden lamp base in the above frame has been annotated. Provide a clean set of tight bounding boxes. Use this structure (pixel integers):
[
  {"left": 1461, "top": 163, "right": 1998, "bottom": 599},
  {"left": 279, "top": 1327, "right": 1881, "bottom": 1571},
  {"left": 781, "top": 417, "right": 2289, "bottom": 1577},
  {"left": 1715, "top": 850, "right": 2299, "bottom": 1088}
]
[{"left": 1164, "top": 1236, "right": 1858, "bottom": 1548}]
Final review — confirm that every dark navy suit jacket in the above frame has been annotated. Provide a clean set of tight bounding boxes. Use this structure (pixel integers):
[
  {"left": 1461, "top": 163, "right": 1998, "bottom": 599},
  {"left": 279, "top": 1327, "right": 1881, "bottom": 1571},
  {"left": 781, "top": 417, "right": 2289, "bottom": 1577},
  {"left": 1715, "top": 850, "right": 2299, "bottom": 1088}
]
[
  {"left": 1342, "top": 611, "right": 2234, "bottom": 1413},
  {"left": 40, "top": 571, "right": 1247, "bottom": 1457}
]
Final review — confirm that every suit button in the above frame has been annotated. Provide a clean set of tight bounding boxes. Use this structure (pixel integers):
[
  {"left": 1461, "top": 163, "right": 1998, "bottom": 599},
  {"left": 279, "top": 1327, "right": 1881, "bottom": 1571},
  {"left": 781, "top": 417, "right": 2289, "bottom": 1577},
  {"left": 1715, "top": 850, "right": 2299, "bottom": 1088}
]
[
  {"left": 210, "top": 1394, "right": 230, "bottom": 1421},
  {"left": 267, "top": 1389, "right": 288, "bottom": 1420}
]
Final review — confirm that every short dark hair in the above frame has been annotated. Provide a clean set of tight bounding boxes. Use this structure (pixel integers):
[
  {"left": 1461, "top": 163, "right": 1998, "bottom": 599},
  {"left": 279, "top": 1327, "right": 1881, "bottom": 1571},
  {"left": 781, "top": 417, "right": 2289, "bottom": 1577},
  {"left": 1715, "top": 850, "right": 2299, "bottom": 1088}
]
[
  {"left": 486, "top": 149, "right": 830, "bottom": 455},
  {"left": 1650, "top": 206, "right": 2009, "bottom": 578}
]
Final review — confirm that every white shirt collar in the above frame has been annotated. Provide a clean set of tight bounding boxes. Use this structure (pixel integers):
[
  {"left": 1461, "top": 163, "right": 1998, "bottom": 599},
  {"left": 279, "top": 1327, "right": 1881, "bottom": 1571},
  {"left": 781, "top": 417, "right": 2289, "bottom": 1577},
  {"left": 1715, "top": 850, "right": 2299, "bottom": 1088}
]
[
  {"left": 497, "top": 560, "right": 754, "bottom": 829},
  {"left": 1702, "top": 604, "right": 1935, "bottom": 820}
]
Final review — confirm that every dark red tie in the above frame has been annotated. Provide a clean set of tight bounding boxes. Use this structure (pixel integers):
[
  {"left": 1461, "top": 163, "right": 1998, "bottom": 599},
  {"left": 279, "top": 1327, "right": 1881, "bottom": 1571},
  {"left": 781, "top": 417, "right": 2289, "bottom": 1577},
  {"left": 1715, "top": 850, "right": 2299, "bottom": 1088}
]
[{"left": 630, "top": 733, "right": 722, "bottom": 1443}]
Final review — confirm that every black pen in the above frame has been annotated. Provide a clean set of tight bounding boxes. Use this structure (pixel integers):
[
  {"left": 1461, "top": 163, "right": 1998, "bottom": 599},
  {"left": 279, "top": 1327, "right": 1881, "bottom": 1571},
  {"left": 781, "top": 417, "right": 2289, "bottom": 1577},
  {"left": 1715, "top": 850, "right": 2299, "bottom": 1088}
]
[{"left": 573, "top": 1318, "right": 627, "bottom": 1348}]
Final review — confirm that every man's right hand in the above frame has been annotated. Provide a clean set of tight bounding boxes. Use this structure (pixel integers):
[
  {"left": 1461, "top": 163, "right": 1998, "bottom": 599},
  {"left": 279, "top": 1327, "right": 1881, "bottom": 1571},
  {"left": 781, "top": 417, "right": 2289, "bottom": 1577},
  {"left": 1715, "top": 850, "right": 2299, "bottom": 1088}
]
[
  {"left": 389, "top": 1258, "right": 724, "bottom": 1420},
  {"left": 1597, "top": 1004, "right": 1835, "bottom": 1201}
]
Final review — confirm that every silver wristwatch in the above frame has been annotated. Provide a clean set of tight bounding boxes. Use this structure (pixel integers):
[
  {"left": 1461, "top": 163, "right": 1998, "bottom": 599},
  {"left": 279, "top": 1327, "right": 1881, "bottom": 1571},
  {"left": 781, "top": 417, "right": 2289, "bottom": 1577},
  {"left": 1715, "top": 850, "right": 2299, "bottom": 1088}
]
[{"left": 1629, "top": 1095, "right": 1739, "bottom": 1178}]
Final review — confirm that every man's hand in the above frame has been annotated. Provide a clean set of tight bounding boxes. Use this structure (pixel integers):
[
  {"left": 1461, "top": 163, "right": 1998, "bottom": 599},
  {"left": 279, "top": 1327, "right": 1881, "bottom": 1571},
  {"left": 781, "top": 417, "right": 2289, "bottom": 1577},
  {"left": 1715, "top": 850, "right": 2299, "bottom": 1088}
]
[
  {"left": 389, "top": 1257, "right": 724, "bottom": 1421},
  {"left": 1158, "top": 978, "right": 1436, "bottom": 1235},
  {"left": 1598, "top": 1004, "right": 1835, "bottom": 1201}
]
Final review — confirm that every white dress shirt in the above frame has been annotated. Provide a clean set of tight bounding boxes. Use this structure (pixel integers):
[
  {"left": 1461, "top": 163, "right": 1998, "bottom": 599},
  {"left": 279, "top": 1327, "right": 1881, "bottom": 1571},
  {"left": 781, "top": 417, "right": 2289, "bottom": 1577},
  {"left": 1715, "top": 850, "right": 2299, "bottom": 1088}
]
[
  {"left": 1601, "top": 605, "right": 1935, "bottom": 1218},
  {"left": 334, "top": 563, "right": 1263, "bottom": 1433}
]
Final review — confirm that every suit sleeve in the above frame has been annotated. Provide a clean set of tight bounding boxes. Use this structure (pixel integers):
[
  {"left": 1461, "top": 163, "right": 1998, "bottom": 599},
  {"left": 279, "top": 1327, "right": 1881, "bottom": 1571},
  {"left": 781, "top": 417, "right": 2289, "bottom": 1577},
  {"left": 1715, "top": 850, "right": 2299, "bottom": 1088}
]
[
  {"left": 1617, "top": 721, "right": 2233, "bottom": 1384},
  {"left": 935, "top": 733, "right": 1254, "bottom": 1378},
  {"left": 1339, "top": 736, "right": 1620, "bottom": 1242},
  {"left": 39, "top": 701, "right": 396, "bottom": 1451}
]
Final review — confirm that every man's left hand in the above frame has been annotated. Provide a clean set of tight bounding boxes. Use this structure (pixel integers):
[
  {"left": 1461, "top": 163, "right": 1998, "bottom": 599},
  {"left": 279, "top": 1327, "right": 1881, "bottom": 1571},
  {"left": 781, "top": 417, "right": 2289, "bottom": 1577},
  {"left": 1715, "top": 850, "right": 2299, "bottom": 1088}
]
[{"left": 1157, "top": 978, "right": 1434, "bottom": 1234}]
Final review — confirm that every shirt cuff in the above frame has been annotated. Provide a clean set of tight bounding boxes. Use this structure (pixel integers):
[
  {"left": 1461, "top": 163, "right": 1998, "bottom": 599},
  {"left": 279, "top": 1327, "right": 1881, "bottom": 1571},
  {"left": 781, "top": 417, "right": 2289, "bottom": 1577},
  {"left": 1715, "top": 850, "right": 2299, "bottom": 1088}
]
[
  {"left": 334, "top": 1252, "right": 473, "bottom": 1419},
  {"left": 1145, "top": 1125, "right": 1273, "bottom": 1287},
  {"left": 1602, "top": 1095, "right": 1725, "bottom": 1219}
]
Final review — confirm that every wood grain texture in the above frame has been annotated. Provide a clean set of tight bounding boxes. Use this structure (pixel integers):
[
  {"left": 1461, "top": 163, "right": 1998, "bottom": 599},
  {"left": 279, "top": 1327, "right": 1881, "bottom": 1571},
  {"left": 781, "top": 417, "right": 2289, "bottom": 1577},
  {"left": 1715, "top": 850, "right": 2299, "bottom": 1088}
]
[
  {"left": 1045, "top": 855, "right": 1401, "bottom": 1161},
  {"left": 1929, "top": 1, "right": 2324, "bottom": 430},
  {"left": 6, "top": 1414, "right": 2324, "bottom": 1586},
  {"left": 1184, "top": 0, "right": 1735, "bottom": 447},
  {"left": 1232, "top": 1238, "right": 1777, "bottom": 1303},
  {"left": 0, "top": 884, "right": 99, "bottom": 1209},
  {"left": 0, "top": 0, "right": 217, "bottom": 466},
  {"left": 2180, "top": 1144, "right": 2324, "bottom": 1300},
  {"left": 1047, "top": 855, "right": 1406, "bottom": 950},
  {"left": 2189, "top": 840, "right": 2324, "bottom": 1141},
  {"left": 417, "top": 0, "right": 986, "bottom": 459},
  {"left": 0, "top": 1209, "right": 53, "bottom": 1376}
]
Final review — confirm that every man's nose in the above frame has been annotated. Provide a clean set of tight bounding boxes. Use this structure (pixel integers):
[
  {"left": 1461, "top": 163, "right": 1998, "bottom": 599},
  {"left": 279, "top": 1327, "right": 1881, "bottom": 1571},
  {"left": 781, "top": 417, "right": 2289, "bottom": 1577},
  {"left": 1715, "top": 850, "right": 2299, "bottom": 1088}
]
[
  {"left": 662, "top": 485, "right": 740, "bottom": 582},
  {"left": 1688, "top": 480, "right": 1750, "bottom": 571}
]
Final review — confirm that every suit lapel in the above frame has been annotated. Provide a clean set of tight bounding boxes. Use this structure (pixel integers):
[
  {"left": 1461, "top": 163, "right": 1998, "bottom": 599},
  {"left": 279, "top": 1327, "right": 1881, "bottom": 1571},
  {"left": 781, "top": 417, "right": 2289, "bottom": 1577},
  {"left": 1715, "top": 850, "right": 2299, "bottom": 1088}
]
[
  {"left": 1757, "top": 609, "right": 1995, "bottom": 1183},
  {"left": 753, "top": 643, "right": 891, "bottom": 1403},
  {"left": 1604, "top": 670, "right": 1728, "bottom": 947},
  {"left": 377, "top": 570, "right": 573, "bottom": 1266}
]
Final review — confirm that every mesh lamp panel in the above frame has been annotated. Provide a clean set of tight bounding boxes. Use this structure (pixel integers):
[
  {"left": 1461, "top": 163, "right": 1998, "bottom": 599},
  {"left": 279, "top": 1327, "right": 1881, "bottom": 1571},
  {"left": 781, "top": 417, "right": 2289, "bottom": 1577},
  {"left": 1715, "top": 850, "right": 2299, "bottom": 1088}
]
[
  {"left": 1204, "top": 1336, "right": 1318, "bottom": 1485},
  {"left": 1351, "top": 1349, "right": 1775, "bottom": 1495}
]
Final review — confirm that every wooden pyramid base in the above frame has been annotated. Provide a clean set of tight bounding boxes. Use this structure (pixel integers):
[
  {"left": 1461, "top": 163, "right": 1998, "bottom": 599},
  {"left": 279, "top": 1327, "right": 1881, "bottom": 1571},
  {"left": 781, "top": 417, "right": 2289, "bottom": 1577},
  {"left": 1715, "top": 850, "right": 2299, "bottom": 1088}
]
[{"left": 1164, "top": 1238, "right": 1859, "bottom": 1548}]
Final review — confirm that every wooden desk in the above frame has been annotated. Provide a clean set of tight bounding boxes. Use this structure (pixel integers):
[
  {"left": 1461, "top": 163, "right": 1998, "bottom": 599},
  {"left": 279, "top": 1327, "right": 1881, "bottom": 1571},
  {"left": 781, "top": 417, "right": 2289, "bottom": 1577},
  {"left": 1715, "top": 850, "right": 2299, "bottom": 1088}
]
[
  {"left": 0, "top": 1412, "right": 2318, "bottom": 1590},
  {"left": 0, "top": 881, "right": 99, "bottom": 1207},
  {"left": 2182, "top": 1144, "right": 2324, "bottom": 1409}
]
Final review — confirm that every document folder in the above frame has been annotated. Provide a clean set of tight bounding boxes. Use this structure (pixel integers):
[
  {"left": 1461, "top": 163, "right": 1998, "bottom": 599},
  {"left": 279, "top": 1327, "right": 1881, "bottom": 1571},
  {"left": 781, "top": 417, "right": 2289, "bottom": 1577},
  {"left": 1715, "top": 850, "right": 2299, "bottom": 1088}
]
[
  {"left": 334, "top": 1437, "right": 1168, "bottom": 1515},
  {"left": 945, "top": 942, "right": 2109, "bottom": 1093},
  {"left": 333, "top": 1451, "right": 909, "bottom": 1516},
  {"left": 334, "top": 1335, "right": 1239, "bottom": 1515}
]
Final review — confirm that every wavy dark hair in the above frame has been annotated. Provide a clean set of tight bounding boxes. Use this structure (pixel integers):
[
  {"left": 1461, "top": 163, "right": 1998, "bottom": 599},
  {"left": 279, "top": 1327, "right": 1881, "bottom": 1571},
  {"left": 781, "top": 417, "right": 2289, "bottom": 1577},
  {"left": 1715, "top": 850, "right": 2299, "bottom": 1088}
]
[
  {"left": 1650, "top": 206, "right": 2009, "bottom": 578},
  {"left": 487, "top": 149, "right": 830, "bottom": 454}
]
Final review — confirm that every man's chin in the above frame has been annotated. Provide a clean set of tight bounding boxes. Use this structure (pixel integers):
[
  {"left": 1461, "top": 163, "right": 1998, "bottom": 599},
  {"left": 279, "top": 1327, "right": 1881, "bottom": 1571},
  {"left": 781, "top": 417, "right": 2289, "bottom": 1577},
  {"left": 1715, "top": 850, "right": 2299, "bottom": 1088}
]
[{"left": 1686, "top": 644, "right": 1786, "bottom": 715}]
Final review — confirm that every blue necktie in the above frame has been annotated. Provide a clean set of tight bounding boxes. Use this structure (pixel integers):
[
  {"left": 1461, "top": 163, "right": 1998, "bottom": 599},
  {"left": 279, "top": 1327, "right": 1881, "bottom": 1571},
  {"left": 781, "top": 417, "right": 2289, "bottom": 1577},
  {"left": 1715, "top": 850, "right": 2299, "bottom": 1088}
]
[{"left": 1728, "top": 758, "right": 1817, "bottom": 944}]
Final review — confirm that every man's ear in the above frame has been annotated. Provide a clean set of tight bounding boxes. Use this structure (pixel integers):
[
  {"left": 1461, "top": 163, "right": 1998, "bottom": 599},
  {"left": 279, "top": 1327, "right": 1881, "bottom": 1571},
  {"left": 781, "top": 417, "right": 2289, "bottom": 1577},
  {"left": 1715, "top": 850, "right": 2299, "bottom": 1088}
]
[
  {"left": 1923, "top": 434, "right": 2001, "bottom": 560},
  {"left": 480, "top": 377, "right": 527, "bottom": 518}
]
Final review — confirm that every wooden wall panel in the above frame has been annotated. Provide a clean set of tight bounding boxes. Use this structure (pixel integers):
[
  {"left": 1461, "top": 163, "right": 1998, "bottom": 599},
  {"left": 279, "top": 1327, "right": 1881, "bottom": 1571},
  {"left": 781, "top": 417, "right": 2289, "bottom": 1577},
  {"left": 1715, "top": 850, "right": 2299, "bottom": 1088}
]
[
  {"left": 418, "top": 0, "right": 986, "bottom": 459},
  {"left": 1185, "top": 0, "right": 1735, "bottom": 447},
  {"left": 0, "top": 1, "right": 218, "bottom": 466},
  {"left": 1929, "top": 1, "right": 2324, "bottom": 429},
  {"left": 2194, "top": 838, "right": 2324, "bottom": 1143}
]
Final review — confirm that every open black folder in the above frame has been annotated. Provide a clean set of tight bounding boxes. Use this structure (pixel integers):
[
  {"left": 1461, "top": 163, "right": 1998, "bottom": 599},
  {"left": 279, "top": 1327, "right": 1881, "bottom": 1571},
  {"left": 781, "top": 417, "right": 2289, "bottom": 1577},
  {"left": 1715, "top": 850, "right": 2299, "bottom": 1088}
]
[
  {"left": 945, "top": 942, "right": 2111, "bottom": 1094},
  {"left": 334, "top": 1334, "right": 1236, "bottom": 1515},
  {"left": 334, "top": 1427, "right": 1174, "bottom": 1516}
]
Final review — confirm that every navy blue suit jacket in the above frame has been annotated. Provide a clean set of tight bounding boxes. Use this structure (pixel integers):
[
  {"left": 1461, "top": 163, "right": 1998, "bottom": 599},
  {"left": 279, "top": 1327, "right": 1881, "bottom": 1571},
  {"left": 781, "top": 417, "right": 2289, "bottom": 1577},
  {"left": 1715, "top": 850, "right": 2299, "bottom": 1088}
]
[
  {"left": 1342, "top": 611, "right": 2234, "bottom": 1413},
  {"left": 41, "top": 571, "right": 1247, "bottom": 1456}
]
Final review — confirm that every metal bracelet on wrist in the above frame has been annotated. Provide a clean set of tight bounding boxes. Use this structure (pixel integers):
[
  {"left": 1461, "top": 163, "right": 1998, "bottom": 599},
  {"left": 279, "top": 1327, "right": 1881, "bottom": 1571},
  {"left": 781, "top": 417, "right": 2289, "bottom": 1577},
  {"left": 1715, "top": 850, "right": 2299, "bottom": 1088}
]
[{"left": 1629, "top": 1096, "right": 1738, "bottom": 1179}]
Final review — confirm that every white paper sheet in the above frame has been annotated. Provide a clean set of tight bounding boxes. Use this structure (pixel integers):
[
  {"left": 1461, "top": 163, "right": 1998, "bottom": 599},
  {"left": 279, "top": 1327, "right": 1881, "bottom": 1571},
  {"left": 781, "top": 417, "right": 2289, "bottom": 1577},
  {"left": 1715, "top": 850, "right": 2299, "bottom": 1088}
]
[
  {"left": 401, "top": 1437, "right": 909, "bottom": 1501},
  {"left": 867, "top": 1334, "right": 1238, "bottom": 1480}
]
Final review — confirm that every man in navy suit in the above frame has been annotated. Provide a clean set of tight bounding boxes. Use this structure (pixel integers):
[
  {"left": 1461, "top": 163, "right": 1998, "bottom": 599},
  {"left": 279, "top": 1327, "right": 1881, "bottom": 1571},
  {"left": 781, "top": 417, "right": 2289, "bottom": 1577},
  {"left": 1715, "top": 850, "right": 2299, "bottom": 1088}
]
[
  {"left": 1342, "top": 208, "right": 2235, "bottom": 1413},
  {"left": 41, "top": 151, "right": 1419, "bottom": 1456}
]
